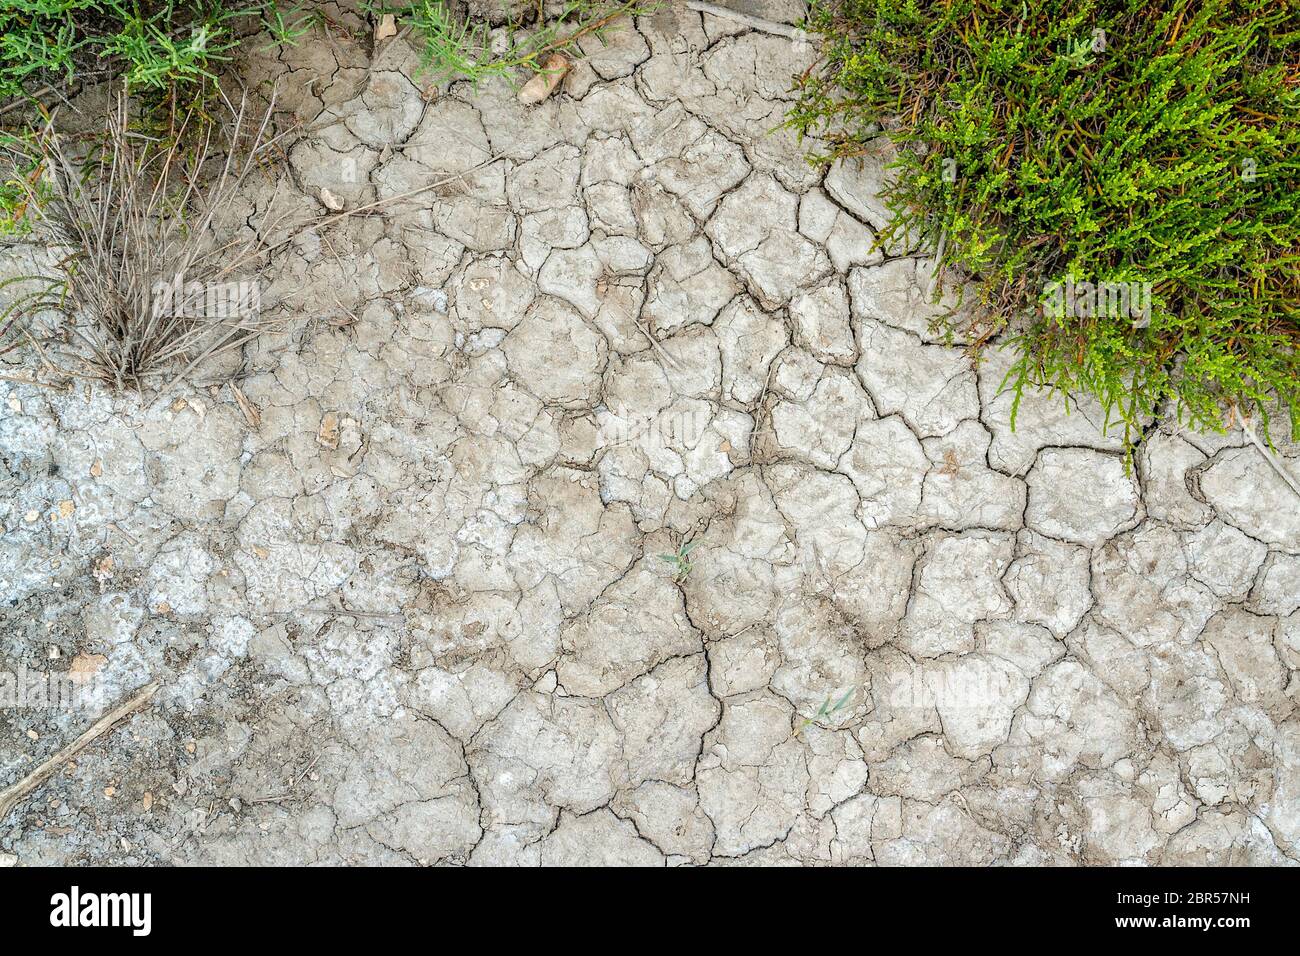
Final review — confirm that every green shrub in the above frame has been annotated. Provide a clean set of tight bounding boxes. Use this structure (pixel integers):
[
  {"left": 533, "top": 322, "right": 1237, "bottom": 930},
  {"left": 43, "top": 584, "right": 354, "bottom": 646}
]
[
  {"left": 789, "top": 0, "right": 1300, "bottom": 441},
  {"left": 0, "top": 0, "right": 312, "bottom": 101}
]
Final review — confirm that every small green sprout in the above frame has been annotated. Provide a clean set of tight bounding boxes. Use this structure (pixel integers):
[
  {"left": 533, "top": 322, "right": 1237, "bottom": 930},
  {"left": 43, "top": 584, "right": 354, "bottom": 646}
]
[
  {"left": 264, "top": 4, "right": 319, "bottom": 46},
  {"left": 795, "top": 689, "right": 854, "bottom": 736},
  {"left": 658, "top": 537, "right": 699, "bottom": 583},
  {"left": 1060, "top": 34, "right": 1097, "bottom": 71}
]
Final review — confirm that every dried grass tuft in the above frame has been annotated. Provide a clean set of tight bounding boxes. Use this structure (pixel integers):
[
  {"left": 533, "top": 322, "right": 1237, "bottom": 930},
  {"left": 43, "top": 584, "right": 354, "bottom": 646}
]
[{"left": 2, "top": 86, "right": 289, "bottom": 390}]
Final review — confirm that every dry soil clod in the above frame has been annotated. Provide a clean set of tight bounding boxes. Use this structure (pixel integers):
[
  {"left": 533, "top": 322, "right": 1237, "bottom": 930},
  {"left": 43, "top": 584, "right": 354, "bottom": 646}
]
[
  {"left": 517, "top": 55, "right": 569, "bottom": 105},
  {"left": 374, "top": 13, "right": 398, "bottom": 41}
]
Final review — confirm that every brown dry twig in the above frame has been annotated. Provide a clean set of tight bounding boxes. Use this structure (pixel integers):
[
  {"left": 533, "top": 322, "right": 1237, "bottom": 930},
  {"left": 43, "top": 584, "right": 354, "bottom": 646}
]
[{"left": 0, "top": 682, "right": 159, "bottom": 824}]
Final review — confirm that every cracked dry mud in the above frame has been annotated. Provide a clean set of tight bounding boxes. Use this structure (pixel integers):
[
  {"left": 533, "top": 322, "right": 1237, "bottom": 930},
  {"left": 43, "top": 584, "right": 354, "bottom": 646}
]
[{"left": 2, "top": 3, "right": 1299, "bottom": 867}]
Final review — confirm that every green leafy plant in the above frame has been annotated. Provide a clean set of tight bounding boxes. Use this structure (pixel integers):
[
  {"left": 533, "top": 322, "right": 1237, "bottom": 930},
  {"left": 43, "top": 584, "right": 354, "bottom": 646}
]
[
  {"left": 658, "top": 536, "right": 699, "bottom": 583},
  {"left": 262, "top": 0, "right": 314, "bottom": 44},
  {"left": 789, "top": 0, "right": 1300, "bottom": 443},
  {"left": 796, "top": 689, "right": 854, "bottom": 735},
  {"left": 0, "top": 0, "right": 311, "bottom": 103},
  {"left": 368, "top": 0, "right": 647, "bottom": 85},
  {"left": 0, "top": 128, "right": 51, "bottom": 235}
]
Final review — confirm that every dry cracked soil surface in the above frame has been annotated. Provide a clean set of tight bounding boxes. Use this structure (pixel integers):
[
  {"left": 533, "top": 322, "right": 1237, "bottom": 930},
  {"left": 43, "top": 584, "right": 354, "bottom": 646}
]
[{"left": 1, "top": 2, "right": 1299, "bottom": 866}]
